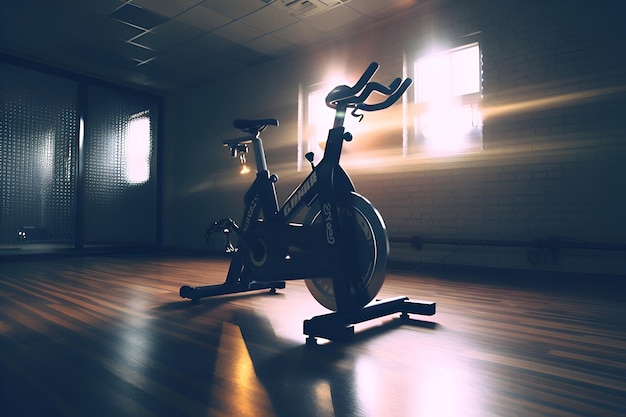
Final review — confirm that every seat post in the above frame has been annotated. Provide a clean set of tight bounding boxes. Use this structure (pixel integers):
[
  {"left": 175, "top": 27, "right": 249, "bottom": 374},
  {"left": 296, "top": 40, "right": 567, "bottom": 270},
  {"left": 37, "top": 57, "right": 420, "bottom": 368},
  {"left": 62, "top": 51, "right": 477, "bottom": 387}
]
[{"left": 252, "top": 133, "right": 268, "bottom": 172}]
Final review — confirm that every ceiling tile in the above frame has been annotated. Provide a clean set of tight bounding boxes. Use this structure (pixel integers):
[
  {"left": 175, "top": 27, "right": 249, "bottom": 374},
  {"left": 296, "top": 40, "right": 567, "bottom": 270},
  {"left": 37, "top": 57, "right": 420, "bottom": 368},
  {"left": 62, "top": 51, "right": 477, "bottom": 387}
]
[
  {"left": 110, "top": 3, "right": 169, "bottom": 30},
  {"left": 131, "top": 0, "right": 200, "bottom": 18},
  {"left": 0, "top": 0, "right": 417, "bottom": 93},
  {"left": 269, "top": 0, "right": 349, "bottom": 18},
  {"left": 153, "top": 45, "right": 203, "bottom": 69},
  {"left": 220, "top": 44, "right": 271, "bottom": 65},
  {"left": 348, "top": 0, "right": 415, "bottom": 18},
  {"left": 245, "top": 34, "right": 293, "bottom": 57},
  {"left": 150, "top": 19, "right": 205, "bottom": 42},
  {"left": 305, "top": 5, "right": 368, "bottom": 32},
  {"left": 176, "top": 4, "right": 232, "bottom": 31},
  {"left": 272, "top": 21, "right": 324, "bottom": 45},
  {"left": 154, "top": 32, "right": 235, "bottom": 63},
  {"left": 346, "top": 0, "right": 391, "bottom": 17},
  {"left": 240, "top": 6, "right": 299, "bottom": 33},
  {"left": 149, "top": 52, "right": 244, "bottom": 83},
  {"left": 212, "top": 21, "right": 264, "bottom": 44},
  {"left": 63, "top": 0, "right": 126, "bottom": 15},
  {"left": 91, "top": 16, "right": 146, "bottom": 43},
  {"left": 187, "top": 51, "right": 243, "bottom": 73},
  {"left": 198, "top": 0, "right": 265, "bottom": 19},
  {"left": 194, "top": 32, "right": 238, "bottom": 53},
  {"left": 130, "top": 30, "right": 178, "bottom": 52},
  {"left": 105, "top": 39, "right": 157, "bottom": 62}
]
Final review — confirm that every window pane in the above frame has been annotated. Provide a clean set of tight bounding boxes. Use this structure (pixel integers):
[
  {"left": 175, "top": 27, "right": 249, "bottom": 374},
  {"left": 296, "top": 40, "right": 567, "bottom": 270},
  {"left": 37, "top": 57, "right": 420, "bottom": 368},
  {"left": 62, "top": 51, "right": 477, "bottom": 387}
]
[
  {"left": 126, "top": 111, "right": 152, "bottom": 185},
  {"left": 0, "top": 62, "right": 78, "bottom": 249},
  {"left": 416, "top": 53, "right": 451, "bottom": 102},
  {"left": 84, "top": 86, "right": 158, "bottom": 245},
  {"left": 413, "top": 43, "right": 483, "bottom": 155},
  {"left": 451, "top": 45, "right": 480, "bottom": 96}
]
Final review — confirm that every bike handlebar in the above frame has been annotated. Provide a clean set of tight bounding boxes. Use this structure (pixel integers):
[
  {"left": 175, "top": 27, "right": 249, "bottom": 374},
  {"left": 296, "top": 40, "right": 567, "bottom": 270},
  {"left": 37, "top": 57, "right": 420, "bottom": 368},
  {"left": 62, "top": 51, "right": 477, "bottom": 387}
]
[
  {"left": 356, "top": 78, "right": 412, "bottom": 111},
  {"left": 325, "top": 62, "right": 412, "bottom": 113},
  {"left": 325, "top": 62, "right": 379, "bottom": 105}
]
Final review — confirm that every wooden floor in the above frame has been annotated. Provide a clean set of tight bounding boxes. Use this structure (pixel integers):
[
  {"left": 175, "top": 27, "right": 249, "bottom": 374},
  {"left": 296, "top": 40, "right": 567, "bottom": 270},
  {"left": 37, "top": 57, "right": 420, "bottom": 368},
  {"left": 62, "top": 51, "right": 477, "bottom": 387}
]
[{"left": 1, "top": 254, "right": 625, "bottom": 417}]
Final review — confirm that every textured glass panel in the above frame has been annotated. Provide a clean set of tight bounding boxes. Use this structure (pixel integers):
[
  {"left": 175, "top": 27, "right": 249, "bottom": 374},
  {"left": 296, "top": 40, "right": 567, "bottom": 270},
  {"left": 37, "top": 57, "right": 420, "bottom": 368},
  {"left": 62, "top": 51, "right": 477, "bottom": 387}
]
[
  {"left": 0, "top": 62, "right": 78, "bottom": 248},
  {"left": 84, "top": 86, "right": 158, "bottom": 245}
]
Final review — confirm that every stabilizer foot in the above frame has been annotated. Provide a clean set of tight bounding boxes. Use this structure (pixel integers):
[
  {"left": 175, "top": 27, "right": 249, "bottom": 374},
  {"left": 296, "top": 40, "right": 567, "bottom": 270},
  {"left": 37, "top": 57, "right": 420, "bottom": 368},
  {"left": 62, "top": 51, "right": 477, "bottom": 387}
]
[
  {"left": 179, "top": 281, "right": 286, "bottom": 301},
  {"left": 303, "top": 296, "right": 435, "bottom": 343}
]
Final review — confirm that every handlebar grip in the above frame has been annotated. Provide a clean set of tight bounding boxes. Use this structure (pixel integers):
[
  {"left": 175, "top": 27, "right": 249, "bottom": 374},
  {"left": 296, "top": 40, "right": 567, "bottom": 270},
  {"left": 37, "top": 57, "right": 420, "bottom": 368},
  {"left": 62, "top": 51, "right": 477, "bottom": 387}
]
[
  {"left": 325, "top": 62, "right": 379, "bottom": 106},
  {"left": 357, "top": 78, "right": 413, "bottom": 112},
  {"left": 358, "top": 79, "right": 402, "bottom": 100}
]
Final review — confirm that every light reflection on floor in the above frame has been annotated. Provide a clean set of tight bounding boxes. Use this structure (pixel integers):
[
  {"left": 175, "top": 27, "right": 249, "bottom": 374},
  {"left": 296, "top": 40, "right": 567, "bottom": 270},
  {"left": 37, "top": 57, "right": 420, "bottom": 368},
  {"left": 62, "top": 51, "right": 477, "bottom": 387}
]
[
  {"left": 205, "top": 303, "right": 489, "bottom": 417},
  {"left": 351, "top": 334, "right": 486, "bottom": 417},
  {"left": 211, "top": 322, "right": 275, "bottom": 417}
]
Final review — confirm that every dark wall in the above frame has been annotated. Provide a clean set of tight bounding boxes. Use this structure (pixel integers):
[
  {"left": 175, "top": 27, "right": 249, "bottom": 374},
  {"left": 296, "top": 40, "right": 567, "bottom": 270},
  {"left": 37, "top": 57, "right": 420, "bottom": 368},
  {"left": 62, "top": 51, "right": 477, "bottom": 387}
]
[{"left": 164, "top": 0, "right": 626, "bottom": 275}]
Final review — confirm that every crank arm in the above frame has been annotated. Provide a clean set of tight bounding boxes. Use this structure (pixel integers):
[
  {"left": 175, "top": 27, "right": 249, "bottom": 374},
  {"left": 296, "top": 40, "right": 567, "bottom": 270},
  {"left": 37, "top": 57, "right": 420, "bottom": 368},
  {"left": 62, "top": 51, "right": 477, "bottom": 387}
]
[
  {"left": 206, "top": 218, "right": 256, "bottom": 251},
  {"left": 208, "top": 218, "right": 237, "bottom": 234},
  {"left": 206, "top": 218, "right": 242, "bottom": 252}
]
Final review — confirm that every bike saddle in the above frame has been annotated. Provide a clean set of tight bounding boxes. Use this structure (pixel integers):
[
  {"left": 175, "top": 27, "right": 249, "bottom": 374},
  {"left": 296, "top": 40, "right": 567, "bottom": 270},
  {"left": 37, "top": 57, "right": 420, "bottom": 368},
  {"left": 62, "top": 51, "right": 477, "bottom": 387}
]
[{"left": 233, "top": 118, "right": 279, "bottom": 133}]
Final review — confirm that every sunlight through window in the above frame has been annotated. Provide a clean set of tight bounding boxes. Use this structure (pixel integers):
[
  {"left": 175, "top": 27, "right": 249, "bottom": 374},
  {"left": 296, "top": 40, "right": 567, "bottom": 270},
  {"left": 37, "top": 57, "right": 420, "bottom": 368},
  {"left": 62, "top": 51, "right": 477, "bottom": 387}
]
[
  {"left": 125, "top": 110, "right": 151, "bottom": 184},
  {"left": 414, "top": 43, "right": 482, "bottom": 154}
]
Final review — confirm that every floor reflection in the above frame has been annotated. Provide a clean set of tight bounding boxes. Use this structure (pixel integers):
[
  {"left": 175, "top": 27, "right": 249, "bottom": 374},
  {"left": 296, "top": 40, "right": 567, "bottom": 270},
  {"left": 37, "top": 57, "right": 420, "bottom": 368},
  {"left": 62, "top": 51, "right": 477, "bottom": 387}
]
[
  {"left": 231, "top": 308, "right": 360, "bottom": 417},
  {"left": 216, "top": 307, "right": 452, "bottom": 417},
  {"left": 5, "top": 257, "right": 621, "bottom": 417}
]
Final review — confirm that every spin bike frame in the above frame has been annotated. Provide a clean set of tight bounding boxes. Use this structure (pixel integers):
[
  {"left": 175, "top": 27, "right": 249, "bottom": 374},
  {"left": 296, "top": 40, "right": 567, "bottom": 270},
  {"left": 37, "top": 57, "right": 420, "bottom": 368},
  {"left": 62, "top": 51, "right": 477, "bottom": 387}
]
[{"left": 180, "top": 62, "right": 435, "bottom": 343}]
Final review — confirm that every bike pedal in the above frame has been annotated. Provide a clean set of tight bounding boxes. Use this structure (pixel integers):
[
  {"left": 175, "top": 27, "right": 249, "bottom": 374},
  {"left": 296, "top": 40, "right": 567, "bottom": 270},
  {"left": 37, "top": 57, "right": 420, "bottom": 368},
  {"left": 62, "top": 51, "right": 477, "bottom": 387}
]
[{"left": 225, "top": 244, "right": 238, "bottom": 253}]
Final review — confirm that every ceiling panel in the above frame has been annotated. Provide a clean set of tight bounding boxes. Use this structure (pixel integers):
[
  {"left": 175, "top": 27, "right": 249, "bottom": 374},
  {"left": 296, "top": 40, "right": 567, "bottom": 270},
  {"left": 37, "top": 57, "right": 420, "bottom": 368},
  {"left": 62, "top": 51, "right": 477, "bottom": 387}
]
[
  {"left": 147, "top": 53, "right": 242, "bottom": 81},
  {"left": 0, "top": 0, "right": 423, "bottom": 93},
  {"left": 131, "top": 0, "right": 201, "bottom": 18},
  {"left": 118, "top": 42, "right": 158, "bottom": 62},
  {"left": 305, "top": 5, "right": 371, "bottom": 32},
  {"left": 129, "top": 31, "right": 178, "bottom": 53},
  {"left": 109, "top": 3, "right": 167, "bottom": 29},
  {"left": 212, "top": 21, "right": 265, "bottom": 44},
  {"left": 193, "top": 32, "right": 239, "bottom": 53},
  {"left": 220, "top": 44, "right": 273, "bottom": 65},
  {"left": 245, "top": 34, "right": 293, "bottom": 57},
  {"left": 63, "top": 0, "right": 124, "bottom": 14},
  {"left": 272, "top": 21, "right": 324, "bottom": 45},
  {"left": 240, "top": 5, "right": 299, "bottom": 32},
  {"left": 348, "top": 0, "right": 409, "bottom": 18},
  {"left": 199, "top": 0, "right": 265, "bottom": 20},
  {"left": 110, "top": 3, "right": 169, "bottom": 30},
  {"left": 150, "top": 19, "right": 205, "bottom": 42},
  {"left": 87, "top": 16, "right": 146, "bottom": 45},
  {"left": 176, "top": 5, "right": 232, "bottom": 31}
]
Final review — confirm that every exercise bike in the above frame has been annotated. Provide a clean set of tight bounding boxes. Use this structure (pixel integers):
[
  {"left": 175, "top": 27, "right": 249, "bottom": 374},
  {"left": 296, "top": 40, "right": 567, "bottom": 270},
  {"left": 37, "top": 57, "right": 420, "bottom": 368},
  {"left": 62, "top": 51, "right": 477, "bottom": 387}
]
[{"left": 180, "top": 62, "right": 435, "bottom": 343}]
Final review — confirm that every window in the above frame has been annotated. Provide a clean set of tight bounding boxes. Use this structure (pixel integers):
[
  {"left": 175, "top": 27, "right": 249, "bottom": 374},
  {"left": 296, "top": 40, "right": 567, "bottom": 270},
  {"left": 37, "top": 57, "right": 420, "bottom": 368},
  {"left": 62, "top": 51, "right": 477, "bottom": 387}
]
[
  {"left": 125, "top": 110, "right": 152, "bottom": 184},
  {"left": 297, "top": 45, "right": 482, "bottom": 168},
  {"left": 411, "top": 43, "right": 482, "bottom": 154}
]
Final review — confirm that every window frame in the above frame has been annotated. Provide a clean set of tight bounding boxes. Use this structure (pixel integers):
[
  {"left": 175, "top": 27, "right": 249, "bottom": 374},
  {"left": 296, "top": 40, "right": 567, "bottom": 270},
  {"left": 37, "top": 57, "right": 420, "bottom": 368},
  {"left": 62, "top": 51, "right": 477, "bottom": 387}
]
[{"left": 406, "top": 41, "right": 483, "bottom": 156}]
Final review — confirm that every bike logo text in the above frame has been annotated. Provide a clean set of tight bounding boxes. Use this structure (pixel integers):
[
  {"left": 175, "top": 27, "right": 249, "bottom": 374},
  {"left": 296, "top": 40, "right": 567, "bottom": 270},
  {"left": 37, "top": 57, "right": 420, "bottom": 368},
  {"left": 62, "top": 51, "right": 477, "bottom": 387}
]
[
  {"left": 283, "top": 171, "right": 317, "bottom": 217},
  {"left": 323, "top": 203, "right": 335, "bottom": 245},
  {"left": 242, "top": 198, "right": 258, "bottom": 232}
]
